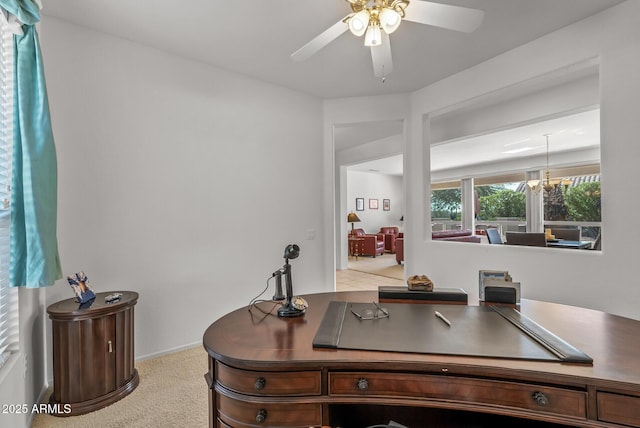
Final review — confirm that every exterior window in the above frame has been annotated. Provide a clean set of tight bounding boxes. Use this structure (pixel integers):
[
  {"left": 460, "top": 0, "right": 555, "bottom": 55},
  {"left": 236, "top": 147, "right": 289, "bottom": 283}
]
[
  {"left": 543, "top": 173, "right": 601, "bottom": 243},
  {"left": 0, "top": 16, "right": 17, "bottom": 371},
  {"left": 476, "top": 182, "right": 525, "bottom": 221},
  {"left": 431, "top": 169, "right": 601, "bottom": 249},
  {"left": 431, "top": 181, "right": 460, "bottom": 230}
]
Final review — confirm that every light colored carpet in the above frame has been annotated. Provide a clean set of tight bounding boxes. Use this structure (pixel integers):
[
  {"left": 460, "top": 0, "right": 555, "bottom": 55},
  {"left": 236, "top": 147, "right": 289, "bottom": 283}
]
[
  {"left": 31, "top": 346, "right": 208, "bottom": 428},
  {"left": 348, "top": 254, "right": 404, "bottom": 280}
]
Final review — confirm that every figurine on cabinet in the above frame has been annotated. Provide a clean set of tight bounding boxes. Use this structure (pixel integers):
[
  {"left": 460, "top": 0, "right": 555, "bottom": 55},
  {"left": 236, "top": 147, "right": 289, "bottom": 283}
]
[{"left": 67, "top": 271, "right": 96, "bottom": 305}]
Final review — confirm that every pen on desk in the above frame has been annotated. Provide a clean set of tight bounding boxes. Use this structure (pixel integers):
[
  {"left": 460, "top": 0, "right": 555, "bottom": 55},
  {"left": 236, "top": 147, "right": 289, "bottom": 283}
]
[{"left": 434, "top": 310, "right": 451, "bottom": 327}]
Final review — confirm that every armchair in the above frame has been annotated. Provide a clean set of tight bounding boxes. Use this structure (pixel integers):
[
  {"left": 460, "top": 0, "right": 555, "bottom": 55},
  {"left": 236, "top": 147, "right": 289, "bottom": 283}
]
[
  {"left": 395, "top": 233, "right": 404, "bottom": 264},
  {"left": 349, "top": 228, "right": 385, "bottom": 257},
  {"left": 379, "top": 226, "right": 400, "bottom": 253}
]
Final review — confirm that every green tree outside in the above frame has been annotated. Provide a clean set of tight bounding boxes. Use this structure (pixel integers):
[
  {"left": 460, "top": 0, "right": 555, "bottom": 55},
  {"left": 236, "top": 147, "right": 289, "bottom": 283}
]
[
  {"left": 478, "top": 189, "right": 526, "bottom": 220},
  {"left": 431, "top": 188, "right": 461, "bottom": 219},
  {"left": 431, "top": 185, "right": 511, "bottom": 219},
  {"left": 431, "top": 181, "right": 599, "bottom": 224},
  {"left": 564, "top": 182, "right": 601, "bottom": 221}
]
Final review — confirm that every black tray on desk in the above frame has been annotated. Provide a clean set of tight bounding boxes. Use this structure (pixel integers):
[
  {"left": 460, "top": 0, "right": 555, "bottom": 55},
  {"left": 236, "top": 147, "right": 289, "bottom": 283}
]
[{"left": 378, "top": 286, "right": 468, "bottom": 304}]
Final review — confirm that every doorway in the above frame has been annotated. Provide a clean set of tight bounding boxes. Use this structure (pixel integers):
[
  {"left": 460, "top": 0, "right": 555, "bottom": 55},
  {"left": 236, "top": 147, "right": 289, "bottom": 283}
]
[{"left": 334, "top": 119, "right": 405, "bottom": 288}]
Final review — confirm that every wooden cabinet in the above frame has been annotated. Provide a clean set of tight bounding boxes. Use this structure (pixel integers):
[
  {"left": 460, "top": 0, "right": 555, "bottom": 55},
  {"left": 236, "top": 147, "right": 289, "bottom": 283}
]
[{"left": 47, "top": 291, "right": 139, "bottom": 416}]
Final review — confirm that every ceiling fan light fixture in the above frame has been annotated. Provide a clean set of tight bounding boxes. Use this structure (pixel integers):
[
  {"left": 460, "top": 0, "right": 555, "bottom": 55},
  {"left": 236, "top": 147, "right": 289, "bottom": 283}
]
[
  {"left": 348, "top": 10, "right": 370, "bottom": 36},
  {"left": 364, "top": 24, "right": 382, "bottom": 46},
  {"left": 379, "top": 8, "right": 401, "bottom": 34}
]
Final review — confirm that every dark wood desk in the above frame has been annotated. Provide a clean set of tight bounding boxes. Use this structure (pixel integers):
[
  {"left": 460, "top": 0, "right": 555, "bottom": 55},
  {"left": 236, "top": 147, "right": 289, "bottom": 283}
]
[{"left": 203, "top": 291, "right": 640, "bottom": 428}]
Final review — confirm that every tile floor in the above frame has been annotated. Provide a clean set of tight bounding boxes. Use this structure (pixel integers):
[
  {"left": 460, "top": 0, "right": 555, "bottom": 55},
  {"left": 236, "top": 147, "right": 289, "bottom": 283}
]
[{"left": 336, "top": 257, "right": 404, "bottom": 292}]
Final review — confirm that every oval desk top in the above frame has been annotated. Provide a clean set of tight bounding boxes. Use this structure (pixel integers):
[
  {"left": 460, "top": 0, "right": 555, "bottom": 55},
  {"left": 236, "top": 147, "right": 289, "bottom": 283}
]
[
  {"left": 47, "top": 291, "right": 139, "bottom": 320},
  {"left": 203, "top": 290, "right": 640, "bottom": 391}
]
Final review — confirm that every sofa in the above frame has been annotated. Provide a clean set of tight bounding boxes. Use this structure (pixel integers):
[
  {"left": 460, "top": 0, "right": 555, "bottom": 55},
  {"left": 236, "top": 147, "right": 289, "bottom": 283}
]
[
  {"left": 379, "top": 226, "right": 400, "bottom": 253},
  {"left": 395, "top": 230, "right": 480, "bottom": 265},
  {"left": 432, "top": 229, "right": 481, "bottom": 243},
  {"left": 349, "top": 228, "right": 385, "bottom": 257}
]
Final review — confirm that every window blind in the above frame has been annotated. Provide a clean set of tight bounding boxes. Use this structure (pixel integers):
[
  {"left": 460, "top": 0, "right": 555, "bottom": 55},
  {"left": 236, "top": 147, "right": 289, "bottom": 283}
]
[{"left": 0, "top": 14, "right": 18, "bottom": 371}]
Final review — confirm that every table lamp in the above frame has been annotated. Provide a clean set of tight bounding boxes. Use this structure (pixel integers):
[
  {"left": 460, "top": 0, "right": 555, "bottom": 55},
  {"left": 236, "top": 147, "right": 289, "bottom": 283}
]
[{"left": 347, "top": 212, "right": 361, "bottom": 231}]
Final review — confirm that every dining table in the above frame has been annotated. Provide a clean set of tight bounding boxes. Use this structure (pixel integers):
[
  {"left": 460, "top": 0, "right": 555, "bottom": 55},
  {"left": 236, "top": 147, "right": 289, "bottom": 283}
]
[{"left": 546, "top": 239, "right": 592, "bottom": 249}]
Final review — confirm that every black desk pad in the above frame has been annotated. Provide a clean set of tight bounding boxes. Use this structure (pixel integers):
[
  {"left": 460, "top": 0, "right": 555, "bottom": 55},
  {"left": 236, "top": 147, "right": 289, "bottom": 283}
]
[{"left": 313, "top": 301, "right": 592, "bottom": 364}]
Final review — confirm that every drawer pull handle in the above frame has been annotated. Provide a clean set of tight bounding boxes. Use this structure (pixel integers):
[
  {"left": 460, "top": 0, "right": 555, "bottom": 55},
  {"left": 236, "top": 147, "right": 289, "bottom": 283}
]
[
  {"left": 255, "top": 408, "right": 267, "bottom": 423},
  {"left": 255, "top": 377, "right": 266, "bottom": 390},
  {"left": 532, "top": 391, "right": 549, "bottom": 406},
  {"left": 357, "top": 378, "right": 369, "bottom": 390},
  {"left": 108, "top": 340, "right": 113, "bottom": 353}
]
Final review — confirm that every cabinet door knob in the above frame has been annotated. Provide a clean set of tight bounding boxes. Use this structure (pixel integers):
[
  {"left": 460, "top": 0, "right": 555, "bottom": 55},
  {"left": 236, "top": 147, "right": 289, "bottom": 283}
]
[
  {"left": 108, "top": 340, "right": 113, "bottom": 353},
  {"left": 255, "top": 408, "right": 267, "bottom": 423},
  {"left": 357, "top": 378, "right": 369, "bottom": 390},
  {"left": 532, "top": 391, "right": 549, "bottom": 406},
  {"left": 255, "top": 377, "right": 266, "bottom": 390}
]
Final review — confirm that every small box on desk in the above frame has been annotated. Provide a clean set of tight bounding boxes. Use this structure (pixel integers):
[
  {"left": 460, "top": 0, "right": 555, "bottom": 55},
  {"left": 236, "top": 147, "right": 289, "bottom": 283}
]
[{"left": 378, "top": 286, "right": 468, "bottom": 305}]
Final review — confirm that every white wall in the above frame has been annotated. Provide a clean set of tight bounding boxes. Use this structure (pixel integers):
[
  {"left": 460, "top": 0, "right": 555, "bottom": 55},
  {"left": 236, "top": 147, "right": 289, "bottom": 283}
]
[
  {"left": 430, "top": 71, "right": 599, "bottom": 144},
  {"left": 326, "top": 1, "right": 640, "bottom": 321},
  {"left": 37, "top": 16, "right": 329, "bottom": 372},
  {"left": 407, "top": 1, "right": 640, "bottom": 320},
  {"left": 347, "top": 171, "right": 403, "bottom": 234}
]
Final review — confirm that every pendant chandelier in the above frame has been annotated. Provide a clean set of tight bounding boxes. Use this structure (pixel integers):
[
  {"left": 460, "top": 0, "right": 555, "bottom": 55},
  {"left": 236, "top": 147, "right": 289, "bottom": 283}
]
[{"left": 527, "top": 134, "right": 572, "bottom": 195}]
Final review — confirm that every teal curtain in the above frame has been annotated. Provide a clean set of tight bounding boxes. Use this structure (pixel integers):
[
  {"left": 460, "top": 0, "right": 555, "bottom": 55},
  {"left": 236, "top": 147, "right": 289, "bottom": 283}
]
[{"left": 1, "top": 0, "right": 62, "bottom": 287}]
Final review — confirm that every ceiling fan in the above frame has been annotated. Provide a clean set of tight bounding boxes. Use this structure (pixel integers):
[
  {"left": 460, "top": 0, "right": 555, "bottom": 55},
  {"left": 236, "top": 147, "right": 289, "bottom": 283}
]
[{"left": 291, "top": 0, "right": 485, "bottom": 79}]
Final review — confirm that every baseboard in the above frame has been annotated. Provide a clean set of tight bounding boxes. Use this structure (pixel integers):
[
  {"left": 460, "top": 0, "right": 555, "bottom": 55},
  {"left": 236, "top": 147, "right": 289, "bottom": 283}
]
[
  {"left": 36, "top": 380, "right": 50, "bottom": 405},
  {"left": 136, "top": 341, "right": 202, "bottom": 362},
  {"left": 28, "top": 382, "right": 52, "bottom": 426}
]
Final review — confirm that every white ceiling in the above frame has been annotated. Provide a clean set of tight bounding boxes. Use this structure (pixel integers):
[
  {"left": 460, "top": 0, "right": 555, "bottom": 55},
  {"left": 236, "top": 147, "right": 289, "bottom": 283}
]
[
  {"left": 431, "top": 108, "right": 600, "bottom": 172},
  {"left": 348, "top": 108, "right": 600, "bottom": 176},
  {"left": 40, "top": 0, "right": 617, "bottom": 176},
  {"left": 349, "top": 154, "right": 405, "bottom": 176},
  {"left": 335, "top": 119, "right": 404, "bottom": 151},
  {"left": 41, "top": 0, "right": 625, "bottom": 99}
]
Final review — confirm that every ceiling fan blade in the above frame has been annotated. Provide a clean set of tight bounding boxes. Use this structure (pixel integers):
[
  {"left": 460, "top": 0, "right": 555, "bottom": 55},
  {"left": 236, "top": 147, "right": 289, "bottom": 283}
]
[
  {"left": 370, "top": 32, "right": 393, "bottom": 78},
  {"left": 291, "top": 17, "right": 350, "bottom": 62},
  {"left": 404, "top": 1, "right": 484, "bottom": 33}
]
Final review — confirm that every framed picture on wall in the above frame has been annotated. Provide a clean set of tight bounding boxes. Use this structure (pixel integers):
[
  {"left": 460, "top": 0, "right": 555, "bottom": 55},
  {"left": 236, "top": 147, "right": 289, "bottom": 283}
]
[
  {"left": 356, "top": 198, "right": 364, "bottom": 211},
  {"left": 369, "top": 199, "right": 378, "bottom": 210},
  {"left": 383, "top": 199, "right": 390, "bottom": 211}
]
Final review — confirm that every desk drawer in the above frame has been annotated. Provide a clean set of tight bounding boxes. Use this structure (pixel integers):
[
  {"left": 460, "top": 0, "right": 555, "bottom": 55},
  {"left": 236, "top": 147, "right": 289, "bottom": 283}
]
[
  {"left": 329, "top": 372, "right": 587, "bottom": 419},
  {"left": 598, "top": 392, "right": 640, "bottom": 427},
  {"left": 216, "top": 361, "right": 321, "bottom": 396},
  {"left": 217, "top": 393, "right": 322, "bottom": 427}
]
